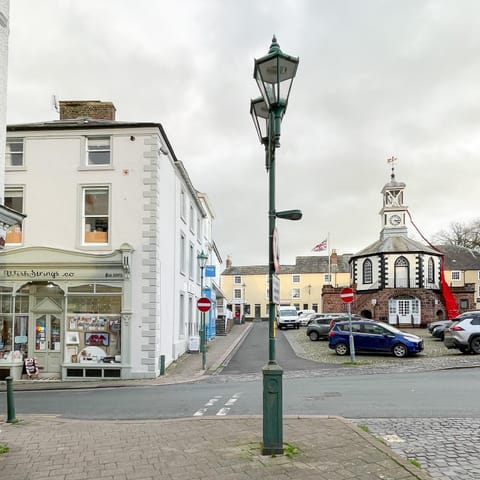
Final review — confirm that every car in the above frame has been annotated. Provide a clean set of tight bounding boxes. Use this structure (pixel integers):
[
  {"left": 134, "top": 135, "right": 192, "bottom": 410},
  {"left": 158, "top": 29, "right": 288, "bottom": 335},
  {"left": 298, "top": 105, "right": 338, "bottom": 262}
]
[
  {"left": 299, "top": 312, "right": 317, "bottom": 327},
  {"left": 431, "top": 321, "right": 453, "bottom": 341},
  {"left": 444, "top": 311, "right": 480, "bottom": 353},
  {"left": 428, "top": 319, "right": 452, "bottom": 334},
  {"left": 328, "top": 320, "right": 424, "bottom": 358},
  {"left": 276, "top": 306, "right": 300, "bottom": 329},
  {"left": 306, "top": 316, "right": 352, "bottom": 341}
]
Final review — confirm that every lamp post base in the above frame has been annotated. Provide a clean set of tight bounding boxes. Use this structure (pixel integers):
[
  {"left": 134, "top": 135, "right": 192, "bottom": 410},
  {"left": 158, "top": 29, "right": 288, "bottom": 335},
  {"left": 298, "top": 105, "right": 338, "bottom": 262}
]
[{"left": 262, "top": 363, "right": 283, "bottom": 455}]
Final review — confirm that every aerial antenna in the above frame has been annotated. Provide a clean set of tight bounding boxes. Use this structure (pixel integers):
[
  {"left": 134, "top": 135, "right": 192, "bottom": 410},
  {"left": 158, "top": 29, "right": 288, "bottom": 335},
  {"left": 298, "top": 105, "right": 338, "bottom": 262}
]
[{"left": 51, "top": 95, "right": 59, "bottom": 113}]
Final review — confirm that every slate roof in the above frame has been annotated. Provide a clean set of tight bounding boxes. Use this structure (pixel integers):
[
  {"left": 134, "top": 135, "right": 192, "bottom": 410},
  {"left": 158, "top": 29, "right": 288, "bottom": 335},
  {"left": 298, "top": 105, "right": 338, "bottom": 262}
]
[
  {"left": 222, "top": 254, "right": 352, "bottom": 276},
  {"left": 435, "top": 244, "right": 480, "bottom": 270},
  {"left": 353, "top": 235, "right": 440, "bottom": 258}
]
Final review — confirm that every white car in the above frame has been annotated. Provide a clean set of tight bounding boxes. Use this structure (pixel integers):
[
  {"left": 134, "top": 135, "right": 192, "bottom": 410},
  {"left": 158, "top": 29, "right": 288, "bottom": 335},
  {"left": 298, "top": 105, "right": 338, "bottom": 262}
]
[{"left": 299, "top": 312, "right": 316, "bottom": 326}]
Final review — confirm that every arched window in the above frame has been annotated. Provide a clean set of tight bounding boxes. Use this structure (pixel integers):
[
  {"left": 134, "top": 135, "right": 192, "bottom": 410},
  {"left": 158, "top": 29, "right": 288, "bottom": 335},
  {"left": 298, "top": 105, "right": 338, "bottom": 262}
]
[
  {"left": 427, "top": 258, "right": 435, "bottom": 284},
  {"left": 395, "top": 256, "right": 410, "bottom": 288},
  {"left": 362, "top": 259, "right": 373, "bottom": 284}
]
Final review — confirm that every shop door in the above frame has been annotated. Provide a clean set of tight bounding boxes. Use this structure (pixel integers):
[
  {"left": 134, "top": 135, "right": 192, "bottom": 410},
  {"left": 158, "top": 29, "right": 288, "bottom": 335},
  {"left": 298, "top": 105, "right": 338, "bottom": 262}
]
[{"left": 34, "top": 314, "right": 62, "bottom": 373}]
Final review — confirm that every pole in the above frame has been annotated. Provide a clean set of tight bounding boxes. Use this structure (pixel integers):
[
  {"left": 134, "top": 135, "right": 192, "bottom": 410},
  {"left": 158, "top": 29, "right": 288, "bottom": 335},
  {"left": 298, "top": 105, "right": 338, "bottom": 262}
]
[
  {"left": 347, "top": 303, "right": 356, "bottom": 363},
  {"left": 262, "top": 109, "right": 283, "bottom": 456},
  {"left": 200, "top": 266, "right": 206, "bottom": 370},
  {"left": 6, "top": 376, "right": 17, "bottom": 424}
]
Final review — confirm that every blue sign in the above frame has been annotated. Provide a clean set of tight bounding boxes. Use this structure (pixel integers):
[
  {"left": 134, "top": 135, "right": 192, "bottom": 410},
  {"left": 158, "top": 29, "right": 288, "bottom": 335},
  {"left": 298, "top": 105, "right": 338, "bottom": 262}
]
[{"left": 205, "top": 265, "right": 216, "bottom": 277}]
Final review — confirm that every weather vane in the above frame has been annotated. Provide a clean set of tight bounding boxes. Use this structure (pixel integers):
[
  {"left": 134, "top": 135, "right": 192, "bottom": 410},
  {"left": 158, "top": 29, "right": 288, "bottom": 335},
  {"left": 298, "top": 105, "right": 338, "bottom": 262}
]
[{"left": 387, "top": 156, "right": 397, "bottom": 180}]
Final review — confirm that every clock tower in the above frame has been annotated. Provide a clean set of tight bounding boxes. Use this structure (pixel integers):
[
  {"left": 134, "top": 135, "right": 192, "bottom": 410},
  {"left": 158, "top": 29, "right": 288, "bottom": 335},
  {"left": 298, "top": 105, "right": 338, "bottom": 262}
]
[{"left": 380, "top": 157, "right": 408, "bottom": 239}]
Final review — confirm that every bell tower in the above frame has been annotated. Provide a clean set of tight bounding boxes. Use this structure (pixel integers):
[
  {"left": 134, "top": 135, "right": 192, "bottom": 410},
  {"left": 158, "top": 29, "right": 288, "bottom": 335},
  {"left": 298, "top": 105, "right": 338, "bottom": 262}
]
[{"left": 380, "top": 157, "right": 408, "bottom": 239}]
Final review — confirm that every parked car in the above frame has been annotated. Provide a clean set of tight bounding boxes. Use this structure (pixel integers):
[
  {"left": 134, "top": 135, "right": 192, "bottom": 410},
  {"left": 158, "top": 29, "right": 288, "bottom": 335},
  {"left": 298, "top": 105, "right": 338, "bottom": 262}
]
[
  {"left": 328, "top": 320, "right": 424, "bottom": 358},
  {"left": 444, "top": 311, "right": 480, "bottom": 353},
  {"left": 431, "top": 321, "right": 453, "bottom": 341},
  {"left": 276, "top": 306, "right": 300, "bottom": 329},
  {"left": 428, "top": 319, "right": 452, "bottom": 334},
  {"left": 306, "top": 316, "right": 351, "bottom": 341},
  {"left": 299, "top": 312, "right": 317, "bottom": 327}
]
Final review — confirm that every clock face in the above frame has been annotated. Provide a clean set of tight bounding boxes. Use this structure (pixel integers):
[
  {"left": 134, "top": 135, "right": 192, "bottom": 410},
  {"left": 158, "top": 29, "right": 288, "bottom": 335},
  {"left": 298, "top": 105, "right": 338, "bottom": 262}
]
[{"left": 389, "top": 214, "right": 401, "bottom": 226}]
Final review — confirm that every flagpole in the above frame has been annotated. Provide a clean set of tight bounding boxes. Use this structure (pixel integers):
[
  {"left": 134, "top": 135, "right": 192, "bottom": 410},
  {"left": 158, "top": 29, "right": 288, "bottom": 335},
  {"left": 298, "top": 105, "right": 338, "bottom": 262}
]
[{"left": 328, "top": 232, "right": 331, "bottom": 283}]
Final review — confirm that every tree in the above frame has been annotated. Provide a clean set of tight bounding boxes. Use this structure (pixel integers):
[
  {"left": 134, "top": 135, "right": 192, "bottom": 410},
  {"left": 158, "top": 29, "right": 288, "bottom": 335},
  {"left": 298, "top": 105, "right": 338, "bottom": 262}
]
[{"left": 434, "top": 219, "right": 480, "bottom": 250}]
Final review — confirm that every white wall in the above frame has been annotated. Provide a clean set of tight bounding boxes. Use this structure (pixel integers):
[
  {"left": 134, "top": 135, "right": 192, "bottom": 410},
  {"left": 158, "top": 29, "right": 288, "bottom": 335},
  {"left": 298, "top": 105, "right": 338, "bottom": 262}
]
[{"left": 0, "top": 0, "right": 9, "bottom": 200}]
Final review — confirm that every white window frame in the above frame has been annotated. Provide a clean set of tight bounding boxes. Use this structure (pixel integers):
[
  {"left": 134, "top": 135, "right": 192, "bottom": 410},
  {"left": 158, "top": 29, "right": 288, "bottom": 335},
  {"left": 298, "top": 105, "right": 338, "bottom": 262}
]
[
  {"left": 82, "top": 186, "right": 110, "bottom": 245},
  {"left": 292, "top": 288, "right": 300, "bottom": 299},
  {"left": 451, "top": 271, "right": 461, "bottom": 281},
  {"left": 4, "top": 186, "right": 24, "bottom": 244},
  {"left": 180, "top": 233, "right": 186, "bottom": 274},
  {"left": 86, "top": 136, "right": 111, "bottom": 167},
  {"left": 189, "top": 242, "right": 194, "bottom": 280},
  {"left": 180, "top": 189, "right": 186, "bottom": 222},
  {"left": 6, "top": 138, "right": 24, "bottom": 169},
  {"left": 234, "top": 288, "right": 242, "bottom": 299},
  {"left": 292, "top": 274, "right": 300, "bottom": 283},
  {"left": 234, "top": 275, "right": 242, "bottom": 284},
  {"left": 189, "top": 204, "right": 195, "bottom": 233}
]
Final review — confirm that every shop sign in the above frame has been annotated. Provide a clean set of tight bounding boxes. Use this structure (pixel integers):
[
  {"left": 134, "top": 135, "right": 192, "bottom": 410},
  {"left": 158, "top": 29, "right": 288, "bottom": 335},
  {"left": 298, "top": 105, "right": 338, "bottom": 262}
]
[{"left": 0, "top": 267, "right": 124, "bottom": 281}]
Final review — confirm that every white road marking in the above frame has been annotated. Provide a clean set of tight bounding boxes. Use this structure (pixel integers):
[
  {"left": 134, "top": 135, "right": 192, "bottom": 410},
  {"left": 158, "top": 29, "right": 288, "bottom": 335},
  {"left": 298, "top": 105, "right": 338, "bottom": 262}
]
[
  {"left": 216, "top": 408, "right": 230, "bottom": 416},
  {"left": 193, "top": 408, "right": 208, "bottom": 416}
]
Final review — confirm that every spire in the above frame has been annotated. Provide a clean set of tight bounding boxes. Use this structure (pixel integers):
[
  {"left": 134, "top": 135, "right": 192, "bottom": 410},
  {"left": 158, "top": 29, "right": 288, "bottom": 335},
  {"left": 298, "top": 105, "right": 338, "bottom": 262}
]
[{"left": 387, "top": 156, "right": 397, "bottom": 181}]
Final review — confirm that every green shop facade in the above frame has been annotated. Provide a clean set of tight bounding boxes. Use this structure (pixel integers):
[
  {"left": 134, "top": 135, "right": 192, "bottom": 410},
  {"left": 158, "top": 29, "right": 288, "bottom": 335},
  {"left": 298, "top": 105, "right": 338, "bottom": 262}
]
[{"left": 0, "top": 245, "right": 133, "bottom": 380}]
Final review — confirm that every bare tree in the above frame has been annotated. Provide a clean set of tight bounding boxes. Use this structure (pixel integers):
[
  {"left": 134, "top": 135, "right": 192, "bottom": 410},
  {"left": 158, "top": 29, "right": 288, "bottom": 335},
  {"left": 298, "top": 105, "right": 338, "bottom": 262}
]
[{"left": 434, "top": 219, "right": 480, "bottom": 250}]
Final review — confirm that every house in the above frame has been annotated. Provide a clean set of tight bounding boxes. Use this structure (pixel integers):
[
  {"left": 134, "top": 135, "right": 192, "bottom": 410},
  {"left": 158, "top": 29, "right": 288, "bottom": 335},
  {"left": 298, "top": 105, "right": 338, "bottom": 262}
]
[{"left": 1, "top": 100, "right": 222, "bottom": 380}]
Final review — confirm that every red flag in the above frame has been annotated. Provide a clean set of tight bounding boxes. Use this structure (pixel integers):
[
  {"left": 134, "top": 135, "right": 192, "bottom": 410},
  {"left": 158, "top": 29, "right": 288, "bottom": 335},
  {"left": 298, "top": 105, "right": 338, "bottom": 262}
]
[{"left": 312, "top": 239, "right": 328, "bottom": 252}]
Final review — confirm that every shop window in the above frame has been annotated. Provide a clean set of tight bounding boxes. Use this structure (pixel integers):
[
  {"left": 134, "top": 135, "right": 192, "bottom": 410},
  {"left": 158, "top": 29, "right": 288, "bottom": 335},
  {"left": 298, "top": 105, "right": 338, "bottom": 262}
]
[
  {"left": 86, "top": 137, "right": 111, "bottom": 166},
  {"left": 83, "top": 187, "right": 109, "bottom": 244},
  {"left": 6, "top": 138, "right": 24, "bottom": 168},
  {"left": 66, "top": 283, "right": 122, "bottom": 365},
  {"left": 4, "top": 187, "right": 24, "bottom": 244},
  {"left": 0, "top": 289, "right": 29, "bottom": 360}
]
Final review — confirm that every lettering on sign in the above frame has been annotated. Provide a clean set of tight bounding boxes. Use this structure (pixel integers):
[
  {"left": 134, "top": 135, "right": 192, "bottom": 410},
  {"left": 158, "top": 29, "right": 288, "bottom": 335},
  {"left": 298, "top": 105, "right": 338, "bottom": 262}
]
[{"left": 3, "top": 269, "right": 75, "bottom": 279}]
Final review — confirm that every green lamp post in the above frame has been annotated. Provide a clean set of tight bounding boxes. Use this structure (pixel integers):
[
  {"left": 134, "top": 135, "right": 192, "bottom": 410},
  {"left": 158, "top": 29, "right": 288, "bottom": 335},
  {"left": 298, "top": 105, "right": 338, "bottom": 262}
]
[
  {"left": 250, "top": 36, "right": 300, "bottom": 456},
  {"left": 197, "top": 250, "right": 208, "bottom": 370}
]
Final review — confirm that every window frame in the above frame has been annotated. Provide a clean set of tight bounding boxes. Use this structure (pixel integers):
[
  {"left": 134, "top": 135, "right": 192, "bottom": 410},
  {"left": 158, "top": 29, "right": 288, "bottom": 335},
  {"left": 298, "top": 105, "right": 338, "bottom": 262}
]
[
  {"left": 362, "top": 259, "right": 373, "bottom": 284},
  {"left": 451, "top": 271, "right": 461, "bottom": 281},
  {"left": 81, "top": 186, "right": 110, "bottom": 246},
  {"left": 85, "top": 136, "right": 112, "bottom": 167},
  {"left": 4, "top": 186, "right": 24, "bottom": 245},
  {"left": 5, "top": 138, "right": 24, "bottom": 169}
]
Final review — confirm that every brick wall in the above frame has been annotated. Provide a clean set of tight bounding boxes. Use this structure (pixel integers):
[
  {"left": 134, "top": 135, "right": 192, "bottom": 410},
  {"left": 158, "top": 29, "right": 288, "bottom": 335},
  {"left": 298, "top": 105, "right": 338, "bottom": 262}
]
[{"left": 59, "top": 100, "right": 116, "bottom": 120}]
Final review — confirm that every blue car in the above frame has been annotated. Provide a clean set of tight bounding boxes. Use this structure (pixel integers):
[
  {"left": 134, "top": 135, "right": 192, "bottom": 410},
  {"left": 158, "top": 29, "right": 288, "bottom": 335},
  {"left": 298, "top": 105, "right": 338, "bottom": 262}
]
[{"left": 328, "top": 320, "right": 424, "bottom": 358}]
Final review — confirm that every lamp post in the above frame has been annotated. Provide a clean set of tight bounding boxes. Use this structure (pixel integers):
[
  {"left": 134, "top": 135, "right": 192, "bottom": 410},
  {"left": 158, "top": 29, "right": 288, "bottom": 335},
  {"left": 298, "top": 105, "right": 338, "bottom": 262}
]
[
  {"left": 250, "top": 36, "right": 300, "bottom": 456},
  {"left": 197, "top": 250, "right": 208, "bottom": 370}
]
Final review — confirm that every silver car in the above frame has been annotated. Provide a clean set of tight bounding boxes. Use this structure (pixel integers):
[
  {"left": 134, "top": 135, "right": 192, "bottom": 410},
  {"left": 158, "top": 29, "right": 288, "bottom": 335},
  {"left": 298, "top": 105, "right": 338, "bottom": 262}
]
[{"left": 444, "top": 311, "right": 480, "bottom": 353}]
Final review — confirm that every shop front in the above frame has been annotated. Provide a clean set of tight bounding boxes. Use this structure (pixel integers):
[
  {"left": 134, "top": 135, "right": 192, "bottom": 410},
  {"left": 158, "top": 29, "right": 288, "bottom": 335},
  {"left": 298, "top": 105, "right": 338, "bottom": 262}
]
[{"left": 0, "top": 246, "right": 132, "bottom": 380}]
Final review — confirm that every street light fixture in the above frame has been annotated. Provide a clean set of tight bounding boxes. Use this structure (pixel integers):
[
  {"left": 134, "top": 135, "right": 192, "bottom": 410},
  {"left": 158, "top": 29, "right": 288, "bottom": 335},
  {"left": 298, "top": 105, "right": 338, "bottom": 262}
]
[
  {"left": 251, "top": 36, "right": 299, "bottom": 456},
  {"left": 197, "top": 250, "right": 208, "bottom": 370}
]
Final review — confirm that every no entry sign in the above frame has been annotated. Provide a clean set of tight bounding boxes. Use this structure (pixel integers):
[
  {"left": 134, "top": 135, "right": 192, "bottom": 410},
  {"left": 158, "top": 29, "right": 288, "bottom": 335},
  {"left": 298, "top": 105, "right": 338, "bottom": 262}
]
[
  {"left": 197, "top": 297, "right": 212, "bottom": 312},
  {"left": 340, "top": 287, "right": 354, "bottom": 303}
]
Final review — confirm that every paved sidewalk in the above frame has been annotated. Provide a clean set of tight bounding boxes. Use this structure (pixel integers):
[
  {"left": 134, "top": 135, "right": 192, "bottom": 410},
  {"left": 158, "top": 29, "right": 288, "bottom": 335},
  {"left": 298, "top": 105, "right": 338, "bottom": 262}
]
[{"left": 0, "top": 322, "right": 432, "bottom": 479}]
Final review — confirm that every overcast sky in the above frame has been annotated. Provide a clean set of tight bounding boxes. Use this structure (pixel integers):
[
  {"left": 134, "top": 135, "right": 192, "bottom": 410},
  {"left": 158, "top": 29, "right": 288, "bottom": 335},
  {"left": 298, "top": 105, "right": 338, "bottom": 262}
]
[{"left": 6, "top": 1, "right": 480, "bottom": 266}]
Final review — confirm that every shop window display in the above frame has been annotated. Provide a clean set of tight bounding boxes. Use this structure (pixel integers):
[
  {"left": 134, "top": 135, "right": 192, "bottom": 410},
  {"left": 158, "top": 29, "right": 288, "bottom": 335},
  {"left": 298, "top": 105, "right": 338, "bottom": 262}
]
[
  {"left": 66, "top": 284, "right": 122, "bottom": 364},
  {"left": 0, "top": 287, "right": 29, "bottom": 360}
]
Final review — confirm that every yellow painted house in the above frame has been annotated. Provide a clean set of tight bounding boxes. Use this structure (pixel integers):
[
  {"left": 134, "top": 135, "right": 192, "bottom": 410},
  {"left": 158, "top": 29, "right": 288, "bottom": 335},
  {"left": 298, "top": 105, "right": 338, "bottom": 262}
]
[{"left": 221, "top": 250, "right": 351, "bottom": 320}]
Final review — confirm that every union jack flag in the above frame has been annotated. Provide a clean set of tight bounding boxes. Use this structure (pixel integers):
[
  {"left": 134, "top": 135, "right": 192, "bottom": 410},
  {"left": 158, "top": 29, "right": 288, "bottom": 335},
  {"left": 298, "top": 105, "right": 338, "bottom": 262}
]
[{"left": 312, "top": 239, "right": 328, "bottom": 252}]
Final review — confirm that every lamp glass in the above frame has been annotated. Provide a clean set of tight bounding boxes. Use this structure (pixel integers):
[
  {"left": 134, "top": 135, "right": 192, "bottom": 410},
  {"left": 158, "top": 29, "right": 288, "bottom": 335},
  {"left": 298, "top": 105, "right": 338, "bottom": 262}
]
[
  {"left": 250, "top": 97, "right": 269, "bottom": 143},
  {"left": 197, "top": 251, "right": 208, "bottom": 269}
]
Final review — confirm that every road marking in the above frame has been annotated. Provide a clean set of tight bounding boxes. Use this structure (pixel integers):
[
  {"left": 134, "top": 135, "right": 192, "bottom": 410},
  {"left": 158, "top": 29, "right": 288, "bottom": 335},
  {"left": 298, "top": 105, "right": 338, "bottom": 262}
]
[
  {"left": 193, "top": 393, "right": 242, "bottom": 417},
  {"left": 216, "top": 408, "right": 230, "bottom": 416},
  {"left": 193, "top": 408, "right": 208, "bottom": 416},
  {"left": 205, "top": 395, "right": 222, "bottom": 406}
]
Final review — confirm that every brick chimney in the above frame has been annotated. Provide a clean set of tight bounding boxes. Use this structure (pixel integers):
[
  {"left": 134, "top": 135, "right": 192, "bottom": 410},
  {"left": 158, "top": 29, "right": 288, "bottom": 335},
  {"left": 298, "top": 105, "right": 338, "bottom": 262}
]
[
  {"left": 330, "top": 249, "right": 338, "bottom": 268},
  {"left": 226, "top": 255, "right": 232, "bottom": 268},
  {"left": 59, "top": 100, "right": 116, "bottom": 120}
]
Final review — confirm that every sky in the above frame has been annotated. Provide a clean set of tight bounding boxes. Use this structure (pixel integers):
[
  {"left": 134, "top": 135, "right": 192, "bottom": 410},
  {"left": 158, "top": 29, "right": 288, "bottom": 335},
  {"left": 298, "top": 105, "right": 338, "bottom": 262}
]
[{"left": 6, "top": 0, "right": 480, "bottom": 266}]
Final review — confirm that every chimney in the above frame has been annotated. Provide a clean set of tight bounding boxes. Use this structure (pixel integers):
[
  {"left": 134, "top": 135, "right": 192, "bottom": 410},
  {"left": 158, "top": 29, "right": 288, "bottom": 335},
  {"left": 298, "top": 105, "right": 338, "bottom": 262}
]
[
  {"left": 330, "top": 249, "right": 338, "bottom": 267},
  {"left": 59, "top": 100, "right": 116, "bottom": 120},
  {"left": 226, "top": 255, "right": 232, "bottom": 269}
]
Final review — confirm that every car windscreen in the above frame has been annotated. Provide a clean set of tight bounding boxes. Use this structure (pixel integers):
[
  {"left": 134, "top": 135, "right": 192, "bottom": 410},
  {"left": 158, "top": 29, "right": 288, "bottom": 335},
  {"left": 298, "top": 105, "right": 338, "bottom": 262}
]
[{"left": 279, "top": 309, "right": 297, "bottom": 317}]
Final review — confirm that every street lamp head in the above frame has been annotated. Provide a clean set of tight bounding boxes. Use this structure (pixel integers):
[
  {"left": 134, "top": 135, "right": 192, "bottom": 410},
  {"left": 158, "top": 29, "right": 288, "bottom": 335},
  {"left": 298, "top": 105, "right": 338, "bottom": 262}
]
[
  {"left": 197, "top": 250, "right": 208, "bottom": 269},
  {"left": 250, "top": 97, "right": 269, "bottom": 145},
  {"left": 276, "top": 209, "right": 302, "bottom": 221},
  {"left": 253, "top": 35, "right": 299, "bottom": 111}
]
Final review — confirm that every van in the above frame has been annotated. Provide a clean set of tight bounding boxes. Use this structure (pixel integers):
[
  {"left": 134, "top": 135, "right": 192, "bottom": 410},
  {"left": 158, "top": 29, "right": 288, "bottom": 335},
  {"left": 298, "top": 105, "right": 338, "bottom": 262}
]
[{"left": 277, "top": 306, "right": 300, "bottom": 330}]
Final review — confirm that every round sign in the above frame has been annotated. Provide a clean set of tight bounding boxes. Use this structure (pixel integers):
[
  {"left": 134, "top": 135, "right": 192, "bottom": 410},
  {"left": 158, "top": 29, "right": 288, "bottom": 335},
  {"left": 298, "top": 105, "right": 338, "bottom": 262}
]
[
  {"left": 197, "top": 297, "right": 212, "bottom": 312},
  {"left": 340, "top": 287, "right": 354, "bottom": 303}
]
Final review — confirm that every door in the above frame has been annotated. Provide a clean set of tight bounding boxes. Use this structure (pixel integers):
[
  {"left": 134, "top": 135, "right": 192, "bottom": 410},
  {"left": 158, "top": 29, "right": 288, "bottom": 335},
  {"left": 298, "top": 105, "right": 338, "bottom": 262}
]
[
  {"left": 388, "top": 297, "right": 421, "bottom": 326},
  {"left": 34, "top": 314, "right": 62, "bottom": 373}
]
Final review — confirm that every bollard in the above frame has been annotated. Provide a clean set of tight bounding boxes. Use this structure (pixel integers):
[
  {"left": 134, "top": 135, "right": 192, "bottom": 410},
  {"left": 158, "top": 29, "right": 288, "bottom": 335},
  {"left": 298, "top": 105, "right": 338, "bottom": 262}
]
[
  {"left": 159, "top": 355, "right": 165, "bottom": 376},
  {"left": 5, "top": 376, "right": 17, "bottom": 424}
]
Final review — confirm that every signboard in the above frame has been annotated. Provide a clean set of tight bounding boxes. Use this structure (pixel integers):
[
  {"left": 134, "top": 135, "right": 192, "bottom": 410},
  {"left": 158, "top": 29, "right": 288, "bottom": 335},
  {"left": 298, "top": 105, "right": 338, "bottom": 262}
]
[
  {"left": 272, "top": 274, "right": 280, "bottom": 305},
  {"left": 197, "top": 297, "right": 212, "bottom": 312},
  {"left": 205, "top": 265, "right": 216, "bottom": 277},
  {"left": 340, "top": 287, "right": 354, "bottom": 303},
  {"left": 272, "top": 227, "right": 280, "bottom": 273}
]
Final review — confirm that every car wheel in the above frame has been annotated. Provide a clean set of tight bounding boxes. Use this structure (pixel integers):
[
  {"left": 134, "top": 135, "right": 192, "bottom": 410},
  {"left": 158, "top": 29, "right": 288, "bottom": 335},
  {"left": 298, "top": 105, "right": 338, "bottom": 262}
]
[
  {"left": 459, "top": 346, "right": 471, "bottom": 354},
  {"left": 308, "top": 331, "right": 319, "bottom": 341},
  {"left": 470, "top": 337, "right": 480, "bottom": 354},
  {"left": 392, "top": 343, "right": 408, "bottom": 358},
  {"left": 334, "top": 342, "right": 348, "bottom": 356},
  {"left": 439, "top": 331, "right": 445, "bottom": 341}
]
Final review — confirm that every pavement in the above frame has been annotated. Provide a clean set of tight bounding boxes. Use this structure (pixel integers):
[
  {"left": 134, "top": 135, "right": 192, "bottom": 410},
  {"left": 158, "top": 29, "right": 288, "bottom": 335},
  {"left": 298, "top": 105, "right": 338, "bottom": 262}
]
[{"left": 0, "top": 321, "right": 433, "bottom": 480}]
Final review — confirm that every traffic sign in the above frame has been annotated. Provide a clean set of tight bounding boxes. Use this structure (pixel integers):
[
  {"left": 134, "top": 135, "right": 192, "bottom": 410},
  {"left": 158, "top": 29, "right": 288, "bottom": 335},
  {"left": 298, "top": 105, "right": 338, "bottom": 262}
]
[
  {"left": 197, "top": 297, "right": 212, "bottom": 312},
  {"left": 340, "top": 287, "right": 354, "bottom": 303}
]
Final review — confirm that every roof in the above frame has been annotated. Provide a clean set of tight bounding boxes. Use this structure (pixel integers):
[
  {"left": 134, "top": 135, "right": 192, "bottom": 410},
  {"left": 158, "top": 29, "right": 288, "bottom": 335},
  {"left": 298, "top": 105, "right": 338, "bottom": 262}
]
[
  {"left": 7, "top": 118, "right": 162, "bottom": 131},
  {"left": 222, "top": 254, "right": 352, "bottom": 276},
  {"left": 353, "top": 235, "right": 440, "bottom": 258},
  {"left": 435, "top": 244, "right": 480, "bottom": 270}
]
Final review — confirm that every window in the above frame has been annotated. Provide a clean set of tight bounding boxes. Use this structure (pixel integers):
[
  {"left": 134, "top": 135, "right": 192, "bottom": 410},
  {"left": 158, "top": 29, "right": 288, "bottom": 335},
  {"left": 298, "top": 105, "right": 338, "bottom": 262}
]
[
  {"left": 234, "top": 289, "right": 242, "bottom": 299},
  {"left": 6, "top": 138, "right": 24, "bottom": 168},
  {"left": 4, "top": 187, "right": 24, "bottom": 244},
  {"left": 83, "top": 187, "right": 109, "bottom": 244},
  {"left": 362, "top": 259, "right": 373, "bottom": 284},
  {"left": 427, "top": 258, "right": 435, "bottom": 284},
  {"left": 460, "top": 299, "right": 468, "bottom": 309},
  {"left": 197, "top": 216, "right": 201, "bottom": 241},
  {"left": 180, "top": 190, "right": 186, "bottom": 221},
  {"left": 180, "top": 233, "right": 186, "bottom": 274},
  {"left": 451, "top": 271, "right": 461, "bottom": 281},
  {"left": 189, "top": 204, "right": 194, "bottom": 232},
  {"left": 324, "top": 274, "right": 332, "bottom": 283},
  {"left": 292, "top": 275, "right": 300, "bottom": 283},
  {"left": 179, "top": 293, "right": 185, "bottom": 337},
  {"left": 292, "top": 288, "right": 300, "bottom": 298},
  {"left": 234, "top": 275, "right": 242, "bottom": 284},
  {"left": 86, "top": 137, "right": 111, "bottom": 166},
  {"left": 312, "top": 303, "right": 318, "bottom": 312},
  {"left": 394, "top": 256, "right": 410, "bottom": 288},
  {"left": 189, "top": 243, "right": 194, "bottom": 279}
]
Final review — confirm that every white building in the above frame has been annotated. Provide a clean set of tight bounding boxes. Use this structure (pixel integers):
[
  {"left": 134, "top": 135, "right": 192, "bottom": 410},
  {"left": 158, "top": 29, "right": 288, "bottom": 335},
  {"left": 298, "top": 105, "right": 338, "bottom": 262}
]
[{"left": 0, "top": 100, "right": 222, "bottom": 380}]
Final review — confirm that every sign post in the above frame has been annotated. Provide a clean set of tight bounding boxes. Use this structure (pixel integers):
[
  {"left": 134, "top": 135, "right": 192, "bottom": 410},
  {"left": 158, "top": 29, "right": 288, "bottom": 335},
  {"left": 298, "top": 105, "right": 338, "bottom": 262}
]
[
  {"left": 197, "top": 297, "right": 212, "bottom": 370},
  {"left": 340, "top": 287, "right": 356, "bottom": 363}
]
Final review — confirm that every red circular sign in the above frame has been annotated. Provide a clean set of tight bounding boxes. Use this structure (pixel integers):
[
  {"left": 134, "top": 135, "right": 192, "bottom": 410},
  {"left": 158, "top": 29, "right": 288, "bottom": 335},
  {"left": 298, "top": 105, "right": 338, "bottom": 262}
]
[
  {"left": 197, "top": 297, "right": 212, "bottom": 312},
  {"left": 340, "top": 287, "right": 354, "bottom": 303}
]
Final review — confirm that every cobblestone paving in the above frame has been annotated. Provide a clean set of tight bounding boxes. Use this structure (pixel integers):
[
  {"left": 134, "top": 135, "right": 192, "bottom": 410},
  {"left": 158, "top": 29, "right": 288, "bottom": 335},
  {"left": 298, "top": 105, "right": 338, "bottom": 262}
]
[{"left": 354, "top": 418, "right": 480, "bottom": 480}]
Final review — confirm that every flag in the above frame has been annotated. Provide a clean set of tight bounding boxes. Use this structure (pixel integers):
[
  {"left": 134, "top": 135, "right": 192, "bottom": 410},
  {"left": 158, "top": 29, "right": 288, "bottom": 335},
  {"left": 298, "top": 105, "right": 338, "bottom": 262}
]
[{"left": 312, "top": 239, "right": 328, "bottom": 252}]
